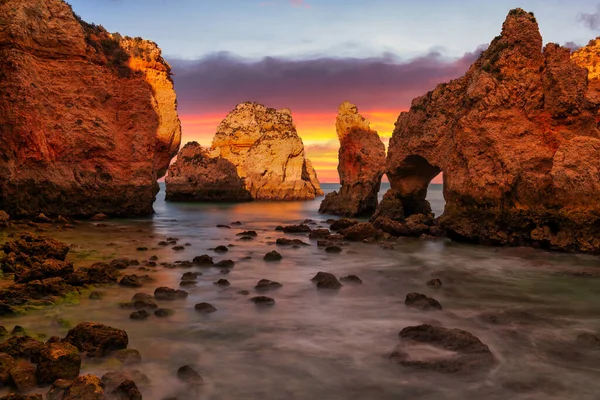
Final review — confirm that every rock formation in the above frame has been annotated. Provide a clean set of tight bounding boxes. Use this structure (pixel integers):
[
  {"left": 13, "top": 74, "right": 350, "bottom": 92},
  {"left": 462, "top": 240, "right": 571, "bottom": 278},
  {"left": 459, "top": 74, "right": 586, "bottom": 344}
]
[
  {"left": 167, "top": 102, "right": 323, "bottom": 201},
  {"left": 319, "top": 102, "right": 386, "bottom": 217},
  {"left": 165, "top": 142, "right": 251, "bottom": 201},
  {"left": 0, "top": 0, "right": 181, "bottom": 217},
  {"left": 379, "top": 8, "right": 600, "bottom": 252}
]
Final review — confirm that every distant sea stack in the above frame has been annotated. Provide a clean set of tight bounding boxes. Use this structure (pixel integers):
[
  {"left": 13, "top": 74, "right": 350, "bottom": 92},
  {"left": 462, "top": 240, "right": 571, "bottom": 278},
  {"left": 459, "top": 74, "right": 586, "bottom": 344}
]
[
  {"left": 379, "top": 8, "right": 600, "bottom": 253},
  {"left": 0, "top": 0, "right": 181, "bottom": 217},
  {"left": 166, "top": 102, "right": 323, "bottom": 202},
  {"left": 319, "top": 102, "right": 386, "bottom": 217}
]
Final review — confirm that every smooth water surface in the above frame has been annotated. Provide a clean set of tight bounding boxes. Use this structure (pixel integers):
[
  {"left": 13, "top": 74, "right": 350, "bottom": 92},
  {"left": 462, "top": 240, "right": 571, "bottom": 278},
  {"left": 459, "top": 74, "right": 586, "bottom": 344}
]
[{"left": 1, "top": 183, "right": 599, "bottom": 399}]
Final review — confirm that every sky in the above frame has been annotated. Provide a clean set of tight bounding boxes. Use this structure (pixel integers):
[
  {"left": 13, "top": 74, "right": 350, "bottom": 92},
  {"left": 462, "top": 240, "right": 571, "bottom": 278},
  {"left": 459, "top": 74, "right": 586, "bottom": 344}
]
[{"left": 69, "top": 0, "right": 600, "bottom": 182}]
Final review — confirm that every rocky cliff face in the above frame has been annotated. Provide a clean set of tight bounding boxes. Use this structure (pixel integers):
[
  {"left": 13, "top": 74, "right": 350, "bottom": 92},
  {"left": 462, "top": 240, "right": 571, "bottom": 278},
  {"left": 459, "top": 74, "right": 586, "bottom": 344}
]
[
  {"left": 165, "top": 142, "right": 252, "bottom": 201},
  {"left": 0, "top": 0, "right": 181, "bottom": 217},
  {"left": 167, "top": 102, "right": 323, "bottom": 201},
  {"left": 319, "top": 102, "right": 386, "bottom": 216},
  {"left": 380, "top": 9, "right": 600, "bottom": 252}
]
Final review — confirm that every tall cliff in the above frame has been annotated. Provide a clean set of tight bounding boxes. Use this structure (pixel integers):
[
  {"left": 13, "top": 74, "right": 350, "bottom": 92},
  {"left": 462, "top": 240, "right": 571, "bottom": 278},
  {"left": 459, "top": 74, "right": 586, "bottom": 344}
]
[
  {"left": 0, "top": 0, "right": 181, "bottom": 217},
  {"left": 380, "top": 9, "right": 600, "bottom": 253},
  {"left": 167, "top": 102, "right": 323, "bottom": 202},
  {"left": 319, "top": 102, "right": 386, "bottom": 217}
]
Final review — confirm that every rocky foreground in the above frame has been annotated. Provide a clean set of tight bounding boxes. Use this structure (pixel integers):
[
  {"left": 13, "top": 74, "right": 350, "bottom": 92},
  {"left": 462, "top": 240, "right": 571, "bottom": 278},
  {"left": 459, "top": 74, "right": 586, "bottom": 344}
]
[
  {"left": 379, "top": 9, "right": 600, "bottom": 253},
  {"left": 0, "top": 0, "right": 181, "bottom": 218},
  {"left": 319, "top": 102, "right": 386, "bottom": 217},
  {"left": 166, "top": 102, "right": 323, "bottom": 202}
]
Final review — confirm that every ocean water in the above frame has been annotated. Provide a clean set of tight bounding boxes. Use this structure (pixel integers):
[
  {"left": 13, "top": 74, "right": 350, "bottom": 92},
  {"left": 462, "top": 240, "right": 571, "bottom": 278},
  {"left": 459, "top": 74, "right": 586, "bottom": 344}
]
[{"left": 1, "top": 183, "right": 600, "bottom": 399}]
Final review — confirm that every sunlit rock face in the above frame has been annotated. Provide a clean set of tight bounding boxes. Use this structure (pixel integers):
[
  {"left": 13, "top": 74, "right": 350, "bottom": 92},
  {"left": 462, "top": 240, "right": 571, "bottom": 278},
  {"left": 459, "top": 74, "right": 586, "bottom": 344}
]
[
  {"left": 167, "top": 102, "right": 323, "bottom": 202},
  {"left": 319, "top": 102, "right": 386, "bottom": 217},
  {"left": 0, "top": 0, "right": 181, "bottom": 217},
  {"left": 381, "top": 9, "right": 600, "bottom": 253}
]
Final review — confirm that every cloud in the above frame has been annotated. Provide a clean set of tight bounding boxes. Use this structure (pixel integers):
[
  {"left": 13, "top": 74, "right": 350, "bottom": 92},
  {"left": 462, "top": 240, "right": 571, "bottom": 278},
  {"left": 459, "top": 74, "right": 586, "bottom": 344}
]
[
  {"left": 168, "top": 47, "right": 483, "bottom": 116},
  {"left": 290, "top": 0, "right": 310, "bottom": 8},
  {"left": 564, "top": 41, "right": 582, "bottom": 51},
  {"left": 579, "top": 5, "right": 600, "bottom": 30}
]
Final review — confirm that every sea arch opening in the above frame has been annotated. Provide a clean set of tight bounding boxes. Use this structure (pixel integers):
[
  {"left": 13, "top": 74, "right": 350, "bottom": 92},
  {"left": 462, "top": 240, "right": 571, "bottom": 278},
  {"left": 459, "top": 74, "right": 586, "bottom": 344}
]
[{"left": 391, "top": 155, "right": 445, "bottom": 218}]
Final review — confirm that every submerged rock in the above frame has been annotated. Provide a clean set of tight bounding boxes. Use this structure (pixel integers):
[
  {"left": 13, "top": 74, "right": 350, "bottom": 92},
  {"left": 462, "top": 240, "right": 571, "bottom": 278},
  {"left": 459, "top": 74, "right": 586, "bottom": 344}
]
[
  {"left": 255, "top": 279, "right": 283, "bottom": 291},
  {"left": 390, "top": 324, "right": 495, "bottom": 373},
  {"left": 311, "top": 272, "right": 342, "bottom": 290},
  {"left": 166, "top": 102, "right": 323, "bottom": 201},
  {"left": 194, "top": 303, "right": 217, "bottom": 314},
  {"left": 263, "top": 251, "right": 283, "bottom": 262},
  {"left": 154, "top": 287, "right": 188, "bottom": 301},
  {"left": 250, "top": 296, "right": 276, "bottom": 306},
  {"left": 319, "top": 102, "right": 386, "bottom": 217},
  {"left": 0, "top": 0, "right": 181, "bottom": 217},
  {"left": 341, "top": 222, "right": 377, "bottom": 241},
  {"left": 177, "top": 365, "right": 204, "bottom": 387},
  {"left": 405, "top": 293, "right": 443, "bottom": 311}
]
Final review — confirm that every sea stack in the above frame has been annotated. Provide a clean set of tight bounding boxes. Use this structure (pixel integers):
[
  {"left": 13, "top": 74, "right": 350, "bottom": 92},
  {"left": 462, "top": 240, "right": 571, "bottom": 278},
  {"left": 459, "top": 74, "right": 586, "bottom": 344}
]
[
  {"left": 379, "top": 8, "right": 600, "bottom": 252},
  {"left": 0, "top": 0, "right": 181, "bottom": 217},
  {"left": 319, "top": 102, "right": 386, "bottom": 217},
  {"left": 166, "top": 102, "right": 323, "bottom": 201}
]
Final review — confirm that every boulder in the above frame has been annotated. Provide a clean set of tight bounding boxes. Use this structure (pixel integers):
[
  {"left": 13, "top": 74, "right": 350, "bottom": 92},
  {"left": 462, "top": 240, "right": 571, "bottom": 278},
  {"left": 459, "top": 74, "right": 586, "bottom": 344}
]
[
  {"left": 405, "top": 293, "right": 443, "bottom": 311},
  {"left": 63, "top": 374, "right": 105, "bottom": 400},
  {"left": 390, "top": 324, "right": 495, "bottom": 373},
  {"left": 0, "top": 211, "right": 9, "bottom": 228},
  {"left": 36, "top": 342, "right": 81, "bottom": 384},
  {"left": 177, "top": 365, "right": 203, "bottom": 387},
  {"left": 329, "top": 218, "right": 358, "bottom": 231},
  {"left": 250, "top": 296, "right": 275, "bottom": 306},
  {"left": 101, "top": 370, "right": 150, "bottom": 393},
  {"left": 64, "top": 322, "right": 128, "bottom": 357},
  {"left": 263, "top": 251, "right": 282, "bottom": 262},
  {"left": 194, "top": 303, "right": 217, "bottom": 314},
  {"left": 154, "top": 287, "right": 188, "bottom": 300},
  {"left": 0, "top": 0, "right": 181, "bottom": 217},
  {"left": 254, "top": 279, "right": 283, "bottom": 291},
  {"left": 46, "top": 379, "right": 73, "bottom": 400},
  {"left": 9, "top": 360, "right": 37, "bottom": 392},
  {"left": 341, "top": 222, "right": 377, "bottom": 241},
  {"left": 319, "top": 102, "right": 386, "bottom": 217},
  {"left": 0, "top": 352, "right": 15, "bottom": 386},
  {"left": 311, "top": 272, "right": 342, "bottom": 290},
  {"left": 13, "top": 260, "right": 74, "bottom": 284},
  {"left": 111, "top": 379, "right": 143, "bottom": 400},
  {"left": 0, "top": 336, "right": 44, "bottom": 362}
]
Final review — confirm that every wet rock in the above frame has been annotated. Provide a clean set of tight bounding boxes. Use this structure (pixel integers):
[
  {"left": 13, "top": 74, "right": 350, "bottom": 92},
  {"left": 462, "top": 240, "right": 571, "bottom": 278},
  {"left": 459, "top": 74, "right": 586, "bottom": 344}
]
[
  {"left": 89, "top": 291, "right": 105, "bottom": 300},
  {"left": 255, "top": 279, "right": 283, "bottom": 291},
  {"left": 179, "top": 280, "right": 197, "bottom": 287},
  {"left": 476, "top": 310, "right": 552, "bottom": 326},
  {"left": 36, "top": 213, "right": 52, "bottom": 223},
  {"left": 133, "top": 300, "right": 158, "bottom": 310},
  {"left": 90, "top": 214, "right": 109, "bottom": 221},
  {"left": 0, "top": 304, "right": 16, "bottom": 317},
  {"left": 119, "top": 275, "right": 144, "bottom": 288},
  {"left": 217, "top": 224, "right": 231, "bottom": 229},
  {"left": 309, "top": 229, "right": 330, "bottom": 239},
  {"left": 114, "top": 349, "right": 142, "bottom": 365},
  {"left": 340, "top": 275, "right": 362, "bottom": 284},
  {"left": 427, "top": 279, "right": 442, "bottom": 288},
  {"left": 311, "top": 272, "right": 342, "bottom": 290},
  {"left": 275, "top": 226, "right": 284, "bottom": 231},
  {"left": 172, "top": 245, "right": 185, "bottom": 251},
  {"left": 36, "top": 342, "right": 81, "bottom": 384},
  {"left": 231, "top": 221, "right": 243, "bottom": 225},
  {"left": 110, "top": 259, "right": 131, "bottom": 270},
  {"left": 236, "top": 231, "right": 258, "bottom": 237},
  {"left": 46, "top": 379, "right": 72, "bottom": 400},
  {"left": 317, "top": 240, "right": 335, "bottom": 248},
  {"left": 11, "top": 326, "right": 26, "bottom": 336},
  {"left": 65, "top": 262, "right": 120, "bottom": 286},
  {"left": 182, "top": 272, "right": 202, "bottom": 281},
  {"left": 194, "top": 303, "right": 217, "bottom": 314},
  {"left": 111, "top": 379, "right": 143, "bottom": 400},
  {"left": 325, "top": 245, "right": 342, "bottom": 254},
  {"left": 13, "top": 259, "right": 74, "bottom": 284},
  {"left": 0, "top": 211, "right": 10, "bottom": 229},
  {"left": 576, "top": 332, "right": 600, "bottom": 347},
  {"left": 0, "top": 352, "right": 14, "bottom": 386},
  {"left": 341, "top": 222, "right": 377, "bottom": 241},
  {"left": 129, "top": 310, "right": 149, "bottom": 320},
  {"left": 101, "top": 370, "right": 150, "bottom": 393},
  {"left": 154, "top": 308, "right": 175, "bottom": 318},
  {"left": 213, "top": 279, "right": 231, "bottom": 287},
  {"left": 237, "top": 290, "right": 250, "bottom": 296},
  {"left": 9, "top": 360, "right": 37, "bottom": 392},
  {"left": 250, "top": 296, "right": 275, "bottom": 306},
  {"left": 329, "top": 219, "right": 358, "bottom": 231},
  {"left": 0, "top": 336, "right": 44, "bottom": 362},
  {"left": 405, "top": 293, "right": 442, "bottom": 311},
  {"left": 276, "top": 238, "right": 309, "bottom": 246},
  {"left": 135, "top": 247, "right": 148, "bottom": 252},
  {"left": 214, "top": 246, "right": 229, "bottom": 253},
  {"left": 154, "top": 287, "right": 188, "bottom": 301},
  {"left": 63, "top": 374, "right": 105, "bottom": 400},
  {"left": 390, "top": 324, "right": 495, "bottom": 373},
  {"left": 131, "top": 293, "right": 154, "bottom": 303},
  {"left": 282, "top": 224, "right": 311, "bottom": 233},
  {"left": 263, "top": 251, "right": 282, "bottom": 261},
  {"left": 215, "top": 260, "right": 235, "bottom": 268},
  {"left": 237, "top": 236, "right": 255, "bottom": 241},
  {"left": 64, "top": 322, "right": 128, "bottom": 358},
  {"left": 2, "top": 234, "right": 70, "bottom": 264},
  {"left": 177, "top": 365, "right": 203, "bottom": 387},
  {"left": 0, "top": 326, "right": 8, "bottom": 337}
]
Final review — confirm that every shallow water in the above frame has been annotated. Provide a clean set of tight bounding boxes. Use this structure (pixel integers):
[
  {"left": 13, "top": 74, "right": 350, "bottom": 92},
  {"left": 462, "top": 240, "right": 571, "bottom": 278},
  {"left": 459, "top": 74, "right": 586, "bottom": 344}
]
[{"left": 2, "top": 183, "right": 600, "bottom": 399}]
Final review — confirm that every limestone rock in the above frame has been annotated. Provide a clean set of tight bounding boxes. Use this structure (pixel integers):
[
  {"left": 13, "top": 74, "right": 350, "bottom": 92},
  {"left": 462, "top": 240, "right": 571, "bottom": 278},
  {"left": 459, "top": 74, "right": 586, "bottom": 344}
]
[
  {"left": 64, "top": 322, "right": 128, "bottom": 357},
  {"left": 36, "top": 342, "right": 81, "bottom": 384},
  {"left": 0, "top": 0, "right": 181, "bottom": 217},
  {"left": 165, "top": 142, "right": 252, "bottom": 201},
  {"left": 166, "top": 102, "right": 323, "bottom": 201},
  {"left": 380, "top": 8, "right": 600, "bottom": 253},
  {"left": 319, "top": 102, "right": 386, "bottom": 217}
]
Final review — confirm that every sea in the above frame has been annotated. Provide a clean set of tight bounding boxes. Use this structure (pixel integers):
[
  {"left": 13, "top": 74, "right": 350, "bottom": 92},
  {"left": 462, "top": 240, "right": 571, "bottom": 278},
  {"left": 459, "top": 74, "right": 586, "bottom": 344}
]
[{"left": 1, "top": 183, "right": 599, "bottom": 399}]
